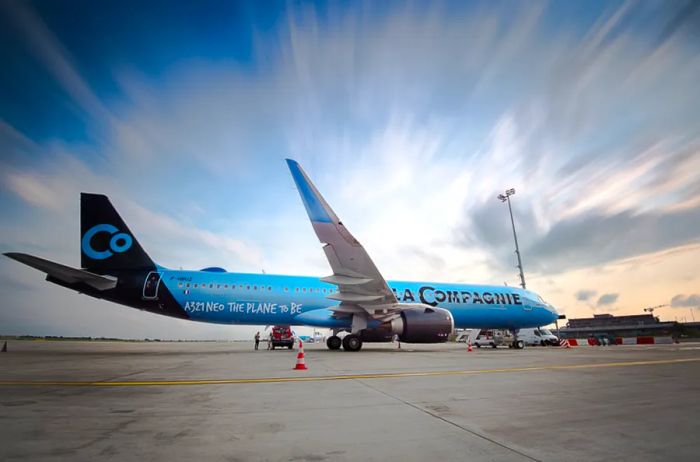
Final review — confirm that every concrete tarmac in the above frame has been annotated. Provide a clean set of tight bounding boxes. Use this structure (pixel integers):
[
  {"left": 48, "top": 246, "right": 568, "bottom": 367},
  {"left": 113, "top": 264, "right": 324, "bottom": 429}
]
[{"left": 1, "top": 340, "right": 699, "bottom": 461}]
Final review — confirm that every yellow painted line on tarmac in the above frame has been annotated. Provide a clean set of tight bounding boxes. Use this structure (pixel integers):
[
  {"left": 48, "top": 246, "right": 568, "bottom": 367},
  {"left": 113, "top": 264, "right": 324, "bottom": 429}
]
[{"left": 1, "top": 357, "right": 698, "bottom": 387}]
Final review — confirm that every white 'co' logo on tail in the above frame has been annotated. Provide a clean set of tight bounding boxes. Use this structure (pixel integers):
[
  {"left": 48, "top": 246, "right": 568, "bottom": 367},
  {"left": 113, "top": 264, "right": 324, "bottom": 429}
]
[{"left": 81, "top": 224, "right": 133, "bottom": 260}]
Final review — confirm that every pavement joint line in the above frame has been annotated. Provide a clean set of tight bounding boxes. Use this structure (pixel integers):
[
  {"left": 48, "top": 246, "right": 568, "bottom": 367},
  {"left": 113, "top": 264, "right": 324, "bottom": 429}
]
[
  {"left": 354, "top": 378, "right": 542, "bottom": 461},
  {"left": 1, "top": 357, "right": 698, "bottom": 387}
]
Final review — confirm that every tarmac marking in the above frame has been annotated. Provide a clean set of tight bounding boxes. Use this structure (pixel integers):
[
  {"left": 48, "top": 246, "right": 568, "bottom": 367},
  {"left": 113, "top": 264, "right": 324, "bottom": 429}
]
[{"left": 1, "top": 357, "right": 698, "bottom": 387}]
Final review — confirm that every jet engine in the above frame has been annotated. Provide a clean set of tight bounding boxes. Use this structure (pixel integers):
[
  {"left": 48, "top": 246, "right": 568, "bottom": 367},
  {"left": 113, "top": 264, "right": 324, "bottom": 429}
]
[{"left": 360, "top": 305, "right": 454, "bottom": 343}]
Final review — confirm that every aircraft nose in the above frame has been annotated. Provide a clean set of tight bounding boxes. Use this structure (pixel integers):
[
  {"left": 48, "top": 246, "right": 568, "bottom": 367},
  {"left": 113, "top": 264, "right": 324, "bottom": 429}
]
[{"left": 545, "top": 303, "right": 560, "bottom": 322}]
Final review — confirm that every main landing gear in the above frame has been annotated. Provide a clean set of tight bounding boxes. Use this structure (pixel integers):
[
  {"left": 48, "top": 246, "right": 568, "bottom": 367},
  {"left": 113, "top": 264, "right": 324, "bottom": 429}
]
[
  {"left": 342, "top": 334, "right": 362, "bottom": 352},
  {"left": 326, "top": 335, "right": 342, "bottom": 350},
  {"left": 326, "top": 334, "right": 363, "bottom": 351}
]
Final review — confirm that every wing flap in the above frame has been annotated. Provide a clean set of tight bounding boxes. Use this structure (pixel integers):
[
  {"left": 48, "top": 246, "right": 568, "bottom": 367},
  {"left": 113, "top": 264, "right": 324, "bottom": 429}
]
[
  {"left": 328, "top": 304, "right": 366, "bottom": 314},
  {"left": 320, "top": 274, "right": 373, "bottom": 285},
  {"left": 4, "top": 252, "right": 117, "bottom": 291},
  {"left": 326, "top": 292, "right": 384, "bottom": 303}
]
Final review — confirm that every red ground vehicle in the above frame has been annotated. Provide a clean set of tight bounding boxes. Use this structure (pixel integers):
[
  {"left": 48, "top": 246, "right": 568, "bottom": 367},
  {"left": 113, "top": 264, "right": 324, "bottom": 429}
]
[{"left": 270, "top": 325, "right": 294, "bottom": 349}]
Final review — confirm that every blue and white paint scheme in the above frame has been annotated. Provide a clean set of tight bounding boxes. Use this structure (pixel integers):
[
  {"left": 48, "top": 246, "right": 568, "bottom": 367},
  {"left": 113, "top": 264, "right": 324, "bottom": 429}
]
[{"left": 4, "top": 159, "right": 559, "bottom": 351}]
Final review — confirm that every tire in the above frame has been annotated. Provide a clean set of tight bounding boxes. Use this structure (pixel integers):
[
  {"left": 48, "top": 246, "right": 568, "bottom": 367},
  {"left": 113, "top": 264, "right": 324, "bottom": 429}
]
[
  {"left": 288, "top": 345, "right": 293, "bottom": 350},
  {"left": 326, "top": 336, "right": 342, "bottom": 350},
  {"left": 475, "top": 343, "right": 481, "bottom": 348},
  {"left": 342, "top": 334, "right": 362, "bottom": 352},
  {"left": 515, "top": 340, "right": 524, "bottom": 349},
  {"left": 491, "top": 343, "right": 497, "bottom": 349},
  {"left": 271, "top": 345, "right": 275, "bottom": 350}
]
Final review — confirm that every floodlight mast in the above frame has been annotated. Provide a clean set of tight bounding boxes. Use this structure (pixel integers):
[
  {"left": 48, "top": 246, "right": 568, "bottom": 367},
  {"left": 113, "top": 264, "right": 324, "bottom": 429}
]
[{"left": 498, "top": 188, "right": 526, "bottom": 290}]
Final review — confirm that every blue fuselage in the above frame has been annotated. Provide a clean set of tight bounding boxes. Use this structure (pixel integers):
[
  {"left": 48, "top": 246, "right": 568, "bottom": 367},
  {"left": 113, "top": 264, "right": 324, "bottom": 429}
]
[{"left": 155, "top": 269, "right": 558, "bottom": 330}]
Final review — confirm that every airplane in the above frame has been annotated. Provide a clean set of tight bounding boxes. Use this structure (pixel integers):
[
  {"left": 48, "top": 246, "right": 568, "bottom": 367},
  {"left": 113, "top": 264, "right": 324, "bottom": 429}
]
[{"left": 3, "top": 159, "right": 559, "bottom": 351}]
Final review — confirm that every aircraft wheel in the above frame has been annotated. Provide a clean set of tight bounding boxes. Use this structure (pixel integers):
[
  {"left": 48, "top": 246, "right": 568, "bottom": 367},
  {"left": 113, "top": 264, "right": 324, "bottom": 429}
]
[
  {"left": 513, "top": 340, "right": 524, "bottom": 349},
  {"left": 342, "top": 334, "right": 362, "bottom": 352},
  {"left": 326, "top": 336, "right": 342, "bottom": 350}
]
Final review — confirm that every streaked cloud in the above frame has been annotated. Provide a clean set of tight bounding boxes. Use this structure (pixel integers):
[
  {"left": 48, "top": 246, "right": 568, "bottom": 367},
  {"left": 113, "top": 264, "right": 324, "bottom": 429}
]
[{"left": 1, "top": 0, "right": 114, "bottom": 126}]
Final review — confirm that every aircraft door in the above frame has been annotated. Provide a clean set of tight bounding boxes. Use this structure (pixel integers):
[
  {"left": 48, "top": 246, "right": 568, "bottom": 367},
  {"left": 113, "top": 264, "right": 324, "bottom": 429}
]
[{"left": 143, "top": 271, "right": 161, "bottom": 300}]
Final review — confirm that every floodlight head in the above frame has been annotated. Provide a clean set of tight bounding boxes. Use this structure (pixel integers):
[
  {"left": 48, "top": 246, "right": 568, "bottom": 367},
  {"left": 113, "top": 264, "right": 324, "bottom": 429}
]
[
  {"left": 497, "top": 194, "right": 507, "bottom": 202},
  {"left": 507, "top": 188, "right": 515, "bottom": 195}
]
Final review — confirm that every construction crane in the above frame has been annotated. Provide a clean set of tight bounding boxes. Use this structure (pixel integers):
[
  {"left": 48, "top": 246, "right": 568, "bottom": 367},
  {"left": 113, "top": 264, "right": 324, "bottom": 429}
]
[{"left": 642, "top": 304, "right": 668, "bottom": 315}]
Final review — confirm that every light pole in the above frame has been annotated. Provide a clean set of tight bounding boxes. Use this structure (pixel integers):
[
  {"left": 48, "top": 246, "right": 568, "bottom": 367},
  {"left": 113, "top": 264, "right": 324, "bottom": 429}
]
[{"left": 498, "top": 188, "right": 526, "bottom": 290}]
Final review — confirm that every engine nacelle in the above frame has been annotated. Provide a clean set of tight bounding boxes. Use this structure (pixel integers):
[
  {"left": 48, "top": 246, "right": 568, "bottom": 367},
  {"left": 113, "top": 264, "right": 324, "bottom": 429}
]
[
  {"left": 359, "top": 305, "right": 454, "bottom": 343},
  {"left": 393, "top": 305, "right": 454, "bottom": 343}
]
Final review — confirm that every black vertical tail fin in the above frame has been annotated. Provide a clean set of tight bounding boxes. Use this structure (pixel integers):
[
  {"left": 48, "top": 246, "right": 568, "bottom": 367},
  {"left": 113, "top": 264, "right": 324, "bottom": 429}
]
[{"left": 80, "top": 193, "right": 155, "bottom": 272}]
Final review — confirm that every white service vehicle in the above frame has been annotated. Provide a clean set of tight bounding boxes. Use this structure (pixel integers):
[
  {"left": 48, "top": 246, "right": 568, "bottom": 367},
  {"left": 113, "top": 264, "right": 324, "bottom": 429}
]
[
  {"left": 472, "top": 329, "right": 516, "bottom": 348},
  {"left": 518, "top": 327, "right": 558, "bottom": 346}
]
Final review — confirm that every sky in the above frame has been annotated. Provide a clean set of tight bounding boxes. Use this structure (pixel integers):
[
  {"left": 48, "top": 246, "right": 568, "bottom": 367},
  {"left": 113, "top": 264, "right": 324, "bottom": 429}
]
[{"left": 1, "top": 0, "right": 699, "bottom": 340}]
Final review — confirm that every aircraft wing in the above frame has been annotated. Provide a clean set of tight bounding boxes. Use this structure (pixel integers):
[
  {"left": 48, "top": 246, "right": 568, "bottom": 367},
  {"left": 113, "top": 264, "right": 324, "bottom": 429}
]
[
  {"left": 4, "top": 252, "right": 117, "bottom": 291},
  {"left": 286, "top": 159, "right": 400, "bottom": 328}
]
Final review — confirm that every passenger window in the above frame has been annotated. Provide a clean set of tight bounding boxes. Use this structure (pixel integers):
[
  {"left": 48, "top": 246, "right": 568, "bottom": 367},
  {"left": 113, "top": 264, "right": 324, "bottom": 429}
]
[
  {"left": 268, "top": 286, "right": 272, "bottom": 291},
  {"left": 246, "top": 285, "right": 250, "bottom": 290},
  {"left": 194, "top": 284, "right": 198, "bottom": 288}
]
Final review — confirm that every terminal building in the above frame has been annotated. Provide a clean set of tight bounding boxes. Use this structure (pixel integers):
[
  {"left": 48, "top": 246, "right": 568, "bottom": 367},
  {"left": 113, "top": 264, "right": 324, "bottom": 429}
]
[{"left": 557, "top": 313, "right": 700, "bottom": 341}]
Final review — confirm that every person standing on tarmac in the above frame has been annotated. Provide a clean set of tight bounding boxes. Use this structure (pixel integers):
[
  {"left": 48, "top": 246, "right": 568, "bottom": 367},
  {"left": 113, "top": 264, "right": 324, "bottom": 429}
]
[{"left": 254, "top": 331, "right": 260, "bottom": 350}]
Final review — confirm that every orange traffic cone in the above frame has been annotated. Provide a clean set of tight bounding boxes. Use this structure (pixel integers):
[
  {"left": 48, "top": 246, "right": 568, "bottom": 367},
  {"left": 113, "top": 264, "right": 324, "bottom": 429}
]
[
  {"left": 467, "top": 341, "right": 473, "bottom": 352},
  {"left": 293, "top": 339, "right": 308, "bottom": 370}
]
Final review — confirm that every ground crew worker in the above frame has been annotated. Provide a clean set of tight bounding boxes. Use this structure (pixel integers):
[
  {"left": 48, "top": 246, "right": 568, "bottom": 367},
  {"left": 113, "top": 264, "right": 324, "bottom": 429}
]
[{"left": 254, "top": 331, "right": 260, "bottom": 350}]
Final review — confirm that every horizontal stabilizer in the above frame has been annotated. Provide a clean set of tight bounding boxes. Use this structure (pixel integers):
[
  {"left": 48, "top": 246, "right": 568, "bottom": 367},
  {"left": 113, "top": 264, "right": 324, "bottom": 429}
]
[{"left": 4, "top": 252, "right": 117, "bottom": 291}]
